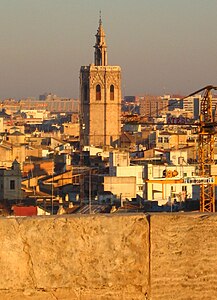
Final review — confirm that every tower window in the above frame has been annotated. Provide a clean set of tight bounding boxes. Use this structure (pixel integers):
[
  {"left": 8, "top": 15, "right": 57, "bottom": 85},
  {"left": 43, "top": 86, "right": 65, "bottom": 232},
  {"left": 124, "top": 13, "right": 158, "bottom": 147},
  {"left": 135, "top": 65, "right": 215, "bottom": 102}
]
[
  {"left": 96, "top": 84, "right": 101, "bottom": 100},
  {"left": 110, "top": 85, "right": 114, "bottom": 100}
]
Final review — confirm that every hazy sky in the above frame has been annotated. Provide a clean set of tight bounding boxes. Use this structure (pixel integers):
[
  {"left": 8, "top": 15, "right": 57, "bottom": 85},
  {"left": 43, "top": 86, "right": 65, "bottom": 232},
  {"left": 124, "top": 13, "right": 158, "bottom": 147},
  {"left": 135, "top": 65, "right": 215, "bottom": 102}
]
[{"left": 0, "top": 0, "right": 217, "bottom": 99}]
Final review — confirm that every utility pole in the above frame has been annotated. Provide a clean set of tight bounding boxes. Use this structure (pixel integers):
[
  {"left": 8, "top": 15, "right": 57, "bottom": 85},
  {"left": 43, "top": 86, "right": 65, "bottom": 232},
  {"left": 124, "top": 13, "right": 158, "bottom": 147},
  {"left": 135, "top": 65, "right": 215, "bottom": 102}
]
[{"left": 89, "top": 169, "right": 92, "bottom": 214}]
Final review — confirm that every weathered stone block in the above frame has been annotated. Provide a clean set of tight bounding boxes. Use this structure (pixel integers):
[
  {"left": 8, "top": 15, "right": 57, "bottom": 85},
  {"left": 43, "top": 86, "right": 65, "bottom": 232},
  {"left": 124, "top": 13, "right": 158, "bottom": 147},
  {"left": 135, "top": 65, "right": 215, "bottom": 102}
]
[
  {"left": 0, "top": 214, "right": 149, "bottom": 299},
  {"left": 0, "top": 218, "right": 32, "bottom": 290},
  {"left": 150, "top": 213, "right": 217, "bottom": 300}
]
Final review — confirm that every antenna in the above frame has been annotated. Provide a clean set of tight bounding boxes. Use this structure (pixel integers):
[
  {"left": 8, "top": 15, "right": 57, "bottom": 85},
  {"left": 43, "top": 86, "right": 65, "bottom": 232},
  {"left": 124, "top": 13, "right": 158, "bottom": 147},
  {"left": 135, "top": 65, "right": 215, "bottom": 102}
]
[{"left": 99, "top": 10, "right": 102, "bottom": 25}]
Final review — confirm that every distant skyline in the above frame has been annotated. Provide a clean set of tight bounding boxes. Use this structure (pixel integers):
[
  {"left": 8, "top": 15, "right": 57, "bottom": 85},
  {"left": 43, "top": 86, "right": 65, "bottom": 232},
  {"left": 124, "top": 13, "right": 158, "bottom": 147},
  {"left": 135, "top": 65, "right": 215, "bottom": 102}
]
[{"left": 0, "top": 0, "right": 217, "bottom": 99}]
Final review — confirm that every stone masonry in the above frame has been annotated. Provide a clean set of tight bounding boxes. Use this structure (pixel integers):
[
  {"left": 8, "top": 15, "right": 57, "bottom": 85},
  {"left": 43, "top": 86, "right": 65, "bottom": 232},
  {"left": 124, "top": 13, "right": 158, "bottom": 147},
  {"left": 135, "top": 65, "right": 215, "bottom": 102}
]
[{"left": 0, "top": 214, "right": 217, "bottom": 299}]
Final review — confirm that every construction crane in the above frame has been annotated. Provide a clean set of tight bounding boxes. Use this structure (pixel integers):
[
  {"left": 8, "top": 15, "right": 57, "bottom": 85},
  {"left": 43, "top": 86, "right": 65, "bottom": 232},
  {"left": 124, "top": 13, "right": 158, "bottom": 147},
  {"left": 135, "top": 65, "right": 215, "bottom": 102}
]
[
  {"left": 122, "top": 85, "right": 217, "bottom": 212},
  {"left": 183, "top": 85, "right": 217, "bottom": 212}
]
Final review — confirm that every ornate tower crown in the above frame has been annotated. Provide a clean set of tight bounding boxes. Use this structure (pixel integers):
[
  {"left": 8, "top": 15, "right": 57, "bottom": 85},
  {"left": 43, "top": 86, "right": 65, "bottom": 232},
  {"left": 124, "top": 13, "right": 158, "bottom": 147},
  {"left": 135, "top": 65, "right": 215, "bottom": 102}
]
[{"left": 94, "top": 14, "right": 107, "bottom": 66}]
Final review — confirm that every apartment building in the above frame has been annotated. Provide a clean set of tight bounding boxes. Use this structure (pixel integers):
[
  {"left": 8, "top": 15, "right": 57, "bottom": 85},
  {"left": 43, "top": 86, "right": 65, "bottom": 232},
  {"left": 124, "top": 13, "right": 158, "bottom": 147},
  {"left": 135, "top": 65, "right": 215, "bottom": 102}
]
[
  {"left": 140, "top": 95, "right": 168, "bottom": 118},
  {"left": 144, "top": 163, "right": 199, "bottom": 205}
]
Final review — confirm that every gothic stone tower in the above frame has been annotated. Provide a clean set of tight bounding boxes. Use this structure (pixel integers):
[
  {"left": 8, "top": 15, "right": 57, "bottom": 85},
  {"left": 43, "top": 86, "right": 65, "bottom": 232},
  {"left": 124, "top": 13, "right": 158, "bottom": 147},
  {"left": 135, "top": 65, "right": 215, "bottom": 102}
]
[{"left": 80, "top": 18, "right": 121, "bottom": 148}]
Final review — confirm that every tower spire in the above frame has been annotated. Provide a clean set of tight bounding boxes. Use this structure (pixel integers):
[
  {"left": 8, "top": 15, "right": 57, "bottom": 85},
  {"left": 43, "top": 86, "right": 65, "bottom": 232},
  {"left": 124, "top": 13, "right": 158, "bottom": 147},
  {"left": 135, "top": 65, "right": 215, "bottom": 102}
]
[{"left": 94, "top": 13, "right": 107, "bottom": 66}]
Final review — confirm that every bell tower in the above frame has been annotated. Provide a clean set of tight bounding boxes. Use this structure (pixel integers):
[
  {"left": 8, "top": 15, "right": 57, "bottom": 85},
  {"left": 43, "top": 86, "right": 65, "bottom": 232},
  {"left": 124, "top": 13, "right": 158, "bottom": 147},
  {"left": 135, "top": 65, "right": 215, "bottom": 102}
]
[{"left": 80, "top": 17, "right": 121, "bottom": 148}]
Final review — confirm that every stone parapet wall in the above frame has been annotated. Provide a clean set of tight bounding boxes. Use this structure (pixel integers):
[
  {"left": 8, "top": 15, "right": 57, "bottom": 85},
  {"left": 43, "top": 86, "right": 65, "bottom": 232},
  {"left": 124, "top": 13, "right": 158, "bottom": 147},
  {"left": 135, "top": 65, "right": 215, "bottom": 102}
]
[
  {"left": 1, "top": 214, "right": 217, "bottom": 299},
  {"left": 150, "top": 214, "right": 217, "bottom": 300}
]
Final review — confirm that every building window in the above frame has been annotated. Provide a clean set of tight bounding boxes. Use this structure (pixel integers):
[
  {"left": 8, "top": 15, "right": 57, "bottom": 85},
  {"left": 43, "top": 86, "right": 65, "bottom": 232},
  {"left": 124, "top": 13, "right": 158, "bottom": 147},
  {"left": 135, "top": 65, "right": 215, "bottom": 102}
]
[
  {"left": 182, "top": 186, "right": 187, "bottom": 191},
  {"left": 158, "top": 137, "right": 163, "bottom": 143},
  {"left": 110, "top": 85, "right": 114, "bottom": 100},
  {"left": 10, "top": 180, "right": 15, "bottom": 190},
  {"left": 164, "top": 137, "right": 169, "bottom": 143},
  {"left": 96, "top": 84, "right": 101, "bottom": 100}
]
